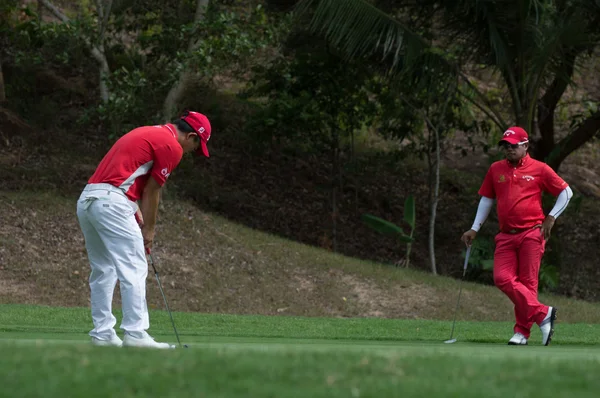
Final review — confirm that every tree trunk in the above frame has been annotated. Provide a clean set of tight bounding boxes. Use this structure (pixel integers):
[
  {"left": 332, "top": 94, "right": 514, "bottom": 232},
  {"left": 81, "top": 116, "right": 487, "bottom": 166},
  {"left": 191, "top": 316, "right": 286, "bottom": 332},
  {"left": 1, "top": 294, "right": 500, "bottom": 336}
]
[
  {"left": 162, "top": 0, "right": 210, "bottom": 121},
  {"left": 546, "top": 110, "right": 600, "bottom": 172},
  {"left": 91, "top": 46, "right": 110, "bottom": 103},
  {"left": 37, "top": 0, "right": 44, "bottom": 21},
  {"left": 163, "top": 69, "right": 194, "bottom": 121},
  {"left": 426, "top": 82, "right": 453, "bottom": 275},
  {"left": 331, "top": 130, "right": 340, "bottom": 253},
  {"left": 428, "top": 122, "right": 440, "bottom": 276},
  {"left": 0, "top": 56, "right": 6, "bottom": 103},
  {"left": 532, "top": 55, "right": 577, "bottom": 165},
  {"left": 40, "top": 0, "right": 112, "bottom": 104}
]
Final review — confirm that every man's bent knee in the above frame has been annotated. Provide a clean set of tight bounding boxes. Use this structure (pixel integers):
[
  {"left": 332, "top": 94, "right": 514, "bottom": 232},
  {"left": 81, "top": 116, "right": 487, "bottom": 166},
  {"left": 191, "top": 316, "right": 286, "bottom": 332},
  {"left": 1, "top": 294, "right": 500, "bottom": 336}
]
[{"left": 494, "top": 275, "right": 514, "bottom": 293}]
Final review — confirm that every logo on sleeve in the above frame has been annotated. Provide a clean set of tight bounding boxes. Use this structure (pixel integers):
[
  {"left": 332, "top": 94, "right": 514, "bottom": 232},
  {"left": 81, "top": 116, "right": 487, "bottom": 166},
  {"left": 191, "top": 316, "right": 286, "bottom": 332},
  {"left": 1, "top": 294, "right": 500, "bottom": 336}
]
[{"left": 161, "top": 168, "right": 171, "bottom": 178}]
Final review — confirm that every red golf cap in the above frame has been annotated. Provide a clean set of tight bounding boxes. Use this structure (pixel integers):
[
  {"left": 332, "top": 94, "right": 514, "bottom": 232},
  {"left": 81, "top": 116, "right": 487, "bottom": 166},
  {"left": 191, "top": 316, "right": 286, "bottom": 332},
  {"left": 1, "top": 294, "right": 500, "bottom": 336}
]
[
  {"left": 181, "top": 111, "right": 211, "bottom": 157},
  {"left": 499, "top": 126, "right": 529, "bottom": 146}
]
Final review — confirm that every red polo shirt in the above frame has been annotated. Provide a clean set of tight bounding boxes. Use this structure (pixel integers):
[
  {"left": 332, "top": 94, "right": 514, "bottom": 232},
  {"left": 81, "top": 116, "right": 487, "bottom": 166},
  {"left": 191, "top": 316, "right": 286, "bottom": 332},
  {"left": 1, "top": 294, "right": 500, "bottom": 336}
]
[
  {"left": 478, "top": 155, "right": 568, "bottom": 232},
  {"left": 88, "top": 124, "right": 183, "bottom": 202}
]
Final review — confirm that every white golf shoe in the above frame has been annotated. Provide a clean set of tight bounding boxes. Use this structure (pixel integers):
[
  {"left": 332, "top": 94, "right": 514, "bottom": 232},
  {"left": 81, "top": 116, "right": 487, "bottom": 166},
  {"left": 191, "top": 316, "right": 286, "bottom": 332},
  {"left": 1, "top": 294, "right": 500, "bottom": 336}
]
[
  {"left": 123, "top": 332, "right": 174, "bottom": 349},
  {"left": 91, "top": 335, "right": 123, "bottom": 347},
  {"left": 540, "top": 306, "right": 557, "bottom": 346},
  {"left": 507, "top": 332, "right": 528, "bottom": 345}
]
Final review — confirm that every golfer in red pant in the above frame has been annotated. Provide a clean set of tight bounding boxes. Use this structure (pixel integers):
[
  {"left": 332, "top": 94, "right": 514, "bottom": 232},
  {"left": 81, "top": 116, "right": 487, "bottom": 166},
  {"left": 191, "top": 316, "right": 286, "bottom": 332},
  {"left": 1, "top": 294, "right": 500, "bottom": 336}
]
[{"left": 461, "top": 126, "right": 573, "bottom": 346}]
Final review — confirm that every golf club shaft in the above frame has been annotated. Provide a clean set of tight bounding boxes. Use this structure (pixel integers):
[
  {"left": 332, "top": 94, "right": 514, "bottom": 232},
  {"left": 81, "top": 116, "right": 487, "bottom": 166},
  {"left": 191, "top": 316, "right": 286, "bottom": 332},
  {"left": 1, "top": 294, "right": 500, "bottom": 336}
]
[
  {"left": 448, "top": 246, "right": 471, "bottom": 340},
  {"left": 148, "top": 253, "right": 182, "bottom": 348},
  {"left": 448, "top": 278, "right": 464, "bottom": 339}
]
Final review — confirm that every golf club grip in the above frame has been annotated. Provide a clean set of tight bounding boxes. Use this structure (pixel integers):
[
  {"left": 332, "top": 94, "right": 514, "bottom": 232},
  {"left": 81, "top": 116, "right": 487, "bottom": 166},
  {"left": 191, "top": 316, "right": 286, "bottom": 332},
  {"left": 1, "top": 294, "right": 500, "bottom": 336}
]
[
  {"left": 148, "top": 254, "right": 159, "bottom": 275},
  {"left": 463, "top": 246, "right": 471, "bottom": 271}
]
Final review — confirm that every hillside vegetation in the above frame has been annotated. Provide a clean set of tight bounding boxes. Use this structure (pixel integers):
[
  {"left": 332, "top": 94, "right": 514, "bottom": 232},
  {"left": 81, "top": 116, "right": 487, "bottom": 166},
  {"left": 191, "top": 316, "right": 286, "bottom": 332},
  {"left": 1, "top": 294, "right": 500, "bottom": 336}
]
[{"left": 1, "top": 0, "right": 600, "bottom": 309}]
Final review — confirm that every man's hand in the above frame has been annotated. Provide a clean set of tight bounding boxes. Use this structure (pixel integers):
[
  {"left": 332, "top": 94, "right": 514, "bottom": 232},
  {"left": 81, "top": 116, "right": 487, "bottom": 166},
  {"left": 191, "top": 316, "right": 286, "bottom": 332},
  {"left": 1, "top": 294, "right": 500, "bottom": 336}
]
[
  {"left": 540, "top": 215, "right": 555, "bottom": 240},
  {"left": 461, "top": 229, "right": 477, "bottom": 247},
  {"left": 135, "top": 208, "right": 144, "bottom": 228},
  {"left": 141, "top": 225, "right": 155, "bottom": 251}
]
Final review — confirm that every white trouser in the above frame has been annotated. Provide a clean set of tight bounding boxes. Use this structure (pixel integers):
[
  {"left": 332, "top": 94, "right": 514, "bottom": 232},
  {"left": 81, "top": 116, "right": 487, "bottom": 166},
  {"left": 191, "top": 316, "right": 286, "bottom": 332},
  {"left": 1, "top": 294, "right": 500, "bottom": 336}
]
[{"left": 76, "top": 183, "right": 149, "bottom": 340}]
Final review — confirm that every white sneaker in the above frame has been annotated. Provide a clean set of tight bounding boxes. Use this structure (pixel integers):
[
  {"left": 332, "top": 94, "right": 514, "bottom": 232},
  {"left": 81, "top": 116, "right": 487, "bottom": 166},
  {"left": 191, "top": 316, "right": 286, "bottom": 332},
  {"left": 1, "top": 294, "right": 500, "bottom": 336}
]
[
  {"left": 123, "top": 332, "right": 174, "bottom": 349},
  {"left": 540, "top": 306, "right": 557, "bottom": 346},
  {"left": 91, "top": 335, "right": 123, "bottom": 347},
  {"left": 508, "top": 332, "right": 528, "bottom": 345}
]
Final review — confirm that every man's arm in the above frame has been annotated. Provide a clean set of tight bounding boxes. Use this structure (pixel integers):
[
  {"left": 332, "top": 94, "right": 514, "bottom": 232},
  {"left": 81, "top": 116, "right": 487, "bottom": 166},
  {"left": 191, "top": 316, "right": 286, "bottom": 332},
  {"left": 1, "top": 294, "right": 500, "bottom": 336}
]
[
  {"left": 140, "top": 176, "right": 162, "bottom": 250},
  {"left": 540, "top": 186, "right": 573, "bottom": 240},
  {"left": 462, "top": 167, "right": 496, "bottom": 246},
  {"left": 461, "top": 196, "right": 495, "bottom": 246},
  {"left": 548, "top": 186, "right": 573, "bottom": 219},
  {"left": 471, "top": 196, "right": 495, "bottom": 232}
]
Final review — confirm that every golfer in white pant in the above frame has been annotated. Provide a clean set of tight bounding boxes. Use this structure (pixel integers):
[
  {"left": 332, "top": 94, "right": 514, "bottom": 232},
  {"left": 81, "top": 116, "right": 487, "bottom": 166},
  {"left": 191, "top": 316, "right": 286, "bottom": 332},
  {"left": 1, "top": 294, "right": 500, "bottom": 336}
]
[{"left": 77, "top": 111, "right": 211, "bottom": 348}]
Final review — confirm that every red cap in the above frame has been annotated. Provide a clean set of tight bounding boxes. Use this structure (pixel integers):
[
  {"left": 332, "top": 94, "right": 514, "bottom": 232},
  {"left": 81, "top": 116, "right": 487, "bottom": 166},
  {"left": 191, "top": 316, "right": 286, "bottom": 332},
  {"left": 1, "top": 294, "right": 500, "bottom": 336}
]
[
  {"left": 181, "top": 111, "right": 211, "bottom": 157},
  {"left": 499, "top": 126, "right": 529, "bottom": 145}
]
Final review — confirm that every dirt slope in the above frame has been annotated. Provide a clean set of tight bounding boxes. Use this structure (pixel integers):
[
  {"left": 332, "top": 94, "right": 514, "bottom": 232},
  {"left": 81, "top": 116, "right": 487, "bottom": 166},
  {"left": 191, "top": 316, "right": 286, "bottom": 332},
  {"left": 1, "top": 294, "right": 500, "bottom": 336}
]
[{"left": 2, "top": 190, "right": 600, "bottom": 324}]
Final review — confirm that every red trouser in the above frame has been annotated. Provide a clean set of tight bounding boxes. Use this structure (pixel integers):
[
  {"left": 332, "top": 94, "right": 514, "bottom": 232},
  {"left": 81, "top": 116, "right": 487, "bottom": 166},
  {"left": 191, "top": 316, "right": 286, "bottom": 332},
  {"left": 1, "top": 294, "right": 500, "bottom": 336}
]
[{"left": 493, "top": 228, "right": 549, "bottom": 338}]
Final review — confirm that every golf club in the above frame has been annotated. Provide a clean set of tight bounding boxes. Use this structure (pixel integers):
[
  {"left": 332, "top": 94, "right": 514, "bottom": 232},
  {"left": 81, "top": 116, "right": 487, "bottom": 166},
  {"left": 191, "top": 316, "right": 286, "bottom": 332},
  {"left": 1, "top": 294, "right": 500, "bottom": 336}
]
[
  {"left": 146, "top": 249, "right": 188, "bottom": 349},
  {"left": 444, "top": 245, "right": 472, "bottom": 344}
]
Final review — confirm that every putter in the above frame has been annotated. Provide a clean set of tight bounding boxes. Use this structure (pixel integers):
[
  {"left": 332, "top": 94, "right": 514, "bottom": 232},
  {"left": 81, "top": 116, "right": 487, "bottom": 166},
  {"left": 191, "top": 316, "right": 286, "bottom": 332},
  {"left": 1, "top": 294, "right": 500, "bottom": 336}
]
[
  {"left": 444, "top": 245, "right": 471, "bottom": 344},
  {"left": 146, "top": 249, "right": 188, "bottom": 349}
]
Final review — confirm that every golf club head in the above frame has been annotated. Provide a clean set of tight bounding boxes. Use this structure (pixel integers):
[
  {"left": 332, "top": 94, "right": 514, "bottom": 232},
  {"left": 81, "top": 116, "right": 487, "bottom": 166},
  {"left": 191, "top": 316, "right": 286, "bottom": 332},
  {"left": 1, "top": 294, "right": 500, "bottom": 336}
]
[{"left": 444, "top": 338, "right": 457, "bottom": 344}]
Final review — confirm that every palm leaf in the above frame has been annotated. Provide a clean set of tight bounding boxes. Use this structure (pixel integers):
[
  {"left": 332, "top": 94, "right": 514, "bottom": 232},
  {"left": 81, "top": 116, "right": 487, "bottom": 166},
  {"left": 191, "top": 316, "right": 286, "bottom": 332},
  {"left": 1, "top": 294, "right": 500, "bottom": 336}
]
[
  {"left": 361, "top": 214, "right": 413, "bottom": 243},
  {"left": 295, "top": 0, "right": 433, "bottom": 70},
  {"left": 294, "top": 0, "right": 504, "bottom": 128}
]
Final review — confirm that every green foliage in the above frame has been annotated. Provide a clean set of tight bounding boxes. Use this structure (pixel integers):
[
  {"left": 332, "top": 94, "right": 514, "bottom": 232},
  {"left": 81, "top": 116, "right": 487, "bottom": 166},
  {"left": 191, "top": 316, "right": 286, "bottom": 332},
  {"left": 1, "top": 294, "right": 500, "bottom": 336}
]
[
  {"left": 3, "top": 9, "right": 93, "bottom": 126},
  {"left": 464, "top": 236, "right": 496, "bottom": 272},
  {"left": 361, "top": 214, "right": 413, "bottom": 244},
  {"left": 539, "top": 261, "right": 559, "bottom": 292},
  {"left": 83, "top": 4, "right": 282, "bottom": 137},
  {"left": 242, "top": 35, "right": 379, "bottom": 153},
  {"left": 298, "top": 0, "right": 600, "bottom": 169},
  {"left": 362, "top": 195, "right": 416, "bottom": 267},
  {"left": 94, "top": 68, "right": 160, "bottom": 137}
]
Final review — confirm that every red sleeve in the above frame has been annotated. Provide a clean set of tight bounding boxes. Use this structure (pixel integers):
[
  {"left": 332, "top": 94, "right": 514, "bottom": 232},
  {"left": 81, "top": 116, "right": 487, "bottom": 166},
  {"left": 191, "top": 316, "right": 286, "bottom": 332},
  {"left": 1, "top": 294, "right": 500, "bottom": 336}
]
[
  {"left": 478, "top": 166, "right": 496, "bottom": 198},
  {"left": 151, "top": 144, "right": 183, "bottom": 186},
  {"left": 542, "top": 164, "right": 568, "bottom": 196}
]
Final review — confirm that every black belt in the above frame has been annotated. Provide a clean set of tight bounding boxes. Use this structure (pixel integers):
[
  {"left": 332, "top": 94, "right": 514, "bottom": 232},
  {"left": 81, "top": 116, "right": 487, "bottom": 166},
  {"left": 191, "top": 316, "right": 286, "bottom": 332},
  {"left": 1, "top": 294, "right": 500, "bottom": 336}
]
[{"left": 503, "top": 225, "right": 541, "bottom": 234}]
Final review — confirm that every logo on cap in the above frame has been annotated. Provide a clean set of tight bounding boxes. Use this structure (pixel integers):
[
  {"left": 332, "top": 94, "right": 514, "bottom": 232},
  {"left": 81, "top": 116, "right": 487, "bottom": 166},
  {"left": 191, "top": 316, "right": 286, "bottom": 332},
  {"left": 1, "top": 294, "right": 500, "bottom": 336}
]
[{"left": 504, "top": 130, "right": 516, "bottom": 136}]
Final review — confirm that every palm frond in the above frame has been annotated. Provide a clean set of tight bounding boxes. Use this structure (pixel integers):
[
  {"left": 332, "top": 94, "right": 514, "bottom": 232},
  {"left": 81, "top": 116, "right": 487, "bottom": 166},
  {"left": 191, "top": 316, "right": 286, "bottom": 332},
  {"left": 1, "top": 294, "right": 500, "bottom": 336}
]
[{"left": 295, "top": 0, "right": 429, "bottom": 70}]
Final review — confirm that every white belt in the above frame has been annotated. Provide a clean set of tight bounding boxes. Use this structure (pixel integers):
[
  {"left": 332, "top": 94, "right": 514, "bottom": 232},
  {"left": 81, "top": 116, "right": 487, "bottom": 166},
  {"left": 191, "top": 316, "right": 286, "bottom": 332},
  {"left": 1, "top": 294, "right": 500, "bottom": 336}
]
[
  {"left": 83, "top": 183, "right": 127, "bottom": 196},
  {"left": 80, "top": 183, "right": 137, "bottom": 212}
]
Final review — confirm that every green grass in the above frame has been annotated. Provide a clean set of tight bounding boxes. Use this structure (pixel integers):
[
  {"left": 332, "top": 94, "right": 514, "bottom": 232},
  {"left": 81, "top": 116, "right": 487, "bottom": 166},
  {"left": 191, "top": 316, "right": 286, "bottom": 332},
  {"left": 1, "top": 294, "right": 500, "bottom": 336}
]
[{"left": 1, "top": 305, "right": 600, "bottom": 397}]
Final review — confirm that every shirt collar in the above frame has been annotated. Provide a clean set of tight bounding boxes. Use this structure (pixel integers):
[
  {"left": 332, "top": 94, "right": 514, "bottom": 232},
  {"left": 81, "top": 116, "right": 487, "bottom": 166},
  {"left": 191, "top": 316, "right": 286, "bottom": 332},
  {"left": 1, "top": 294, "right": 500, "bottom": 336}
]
[
  {"left": 164, "top": 124, "right": 177, "bottom": 139},
  {"left": 507, "top": 154, "right": 530, "bottom": 168}
]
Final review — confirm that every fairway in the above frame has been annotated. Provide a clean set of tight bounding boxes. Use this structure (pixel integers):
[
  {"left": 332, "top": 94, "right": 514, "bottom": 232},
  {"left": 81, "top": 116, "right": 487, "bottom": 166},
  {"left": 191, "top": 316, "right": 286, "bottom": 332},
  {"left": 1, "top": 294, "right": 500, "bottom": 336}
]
[{"left": 1, "top": 305, "right": 600, "bottom": 397}]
